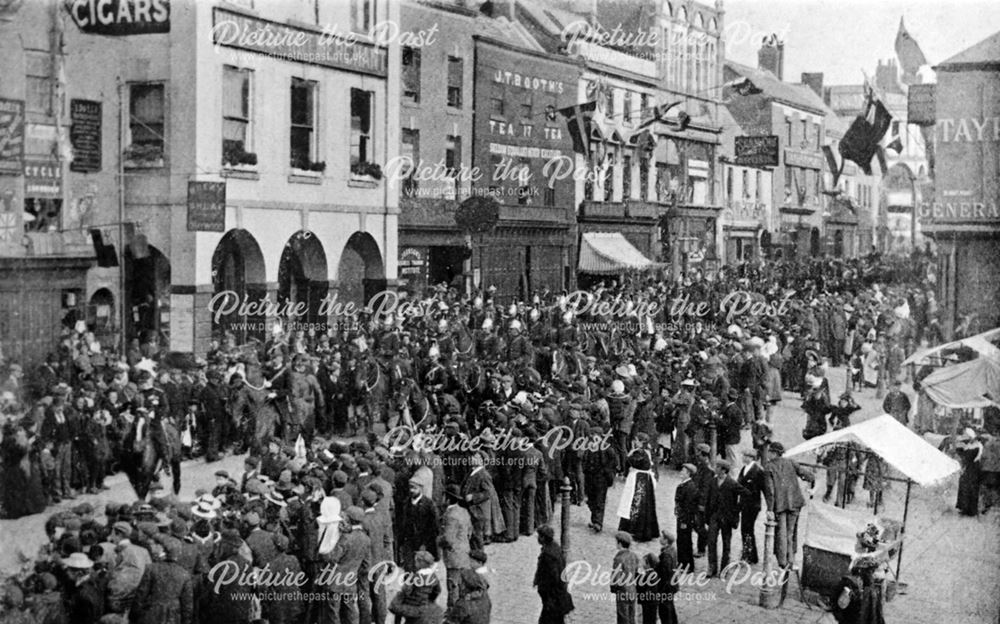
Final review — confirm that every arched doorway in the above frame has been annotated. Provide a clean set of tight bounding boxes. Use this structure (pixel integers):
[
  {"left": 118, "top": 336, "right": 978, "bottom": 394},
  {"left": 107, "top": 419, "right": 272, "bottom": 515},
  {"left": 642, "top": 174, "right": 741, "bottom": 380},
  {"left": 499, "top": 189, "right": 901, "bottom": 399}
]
[
  {"left": 124, "top": 238, "right": 171, "bottom": 348},
  {"left": 278, "top": 231, "right": 328, "bottom": 333},
  {"left": 212, "top": 229, "right": 267, "bottom": 344},
  {"left": 337, "top": 232, "right": 385, "bottom": 309},
  {"left": 88, "top": 288, "right": 115, "bottom": 349}
]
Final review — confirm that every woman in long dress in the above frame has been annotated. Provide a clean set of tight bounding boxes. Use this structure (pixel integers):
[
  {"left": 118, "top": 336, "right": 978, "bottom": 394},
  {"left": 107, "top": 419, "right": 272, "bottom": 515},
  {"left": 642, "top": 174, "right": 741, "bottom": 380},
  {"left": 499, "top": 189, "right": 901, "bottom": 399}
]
[
  {"left": 1, "top": 421, "right": 47, "bottom": 518},
  {"left": 955, "top": 428, "right": 982, "bottom": 516},
  {"left": 616, "top": 433, "right": 659, "bottom": 542}
]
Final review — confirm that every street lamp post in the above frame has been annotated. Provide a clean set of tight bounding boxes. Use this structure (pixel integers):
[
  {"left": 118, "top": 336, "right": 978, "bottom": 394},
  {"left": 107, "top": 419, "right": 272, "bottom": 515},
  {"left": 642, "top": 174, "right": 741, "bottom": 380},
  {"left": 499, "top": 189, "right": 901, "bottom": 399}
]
[
  {"left": 560, "top": 477, "right": 572, "bottom": 560},
  {"left": 758, "top": 516, "right": 782, "bottom": 608}
]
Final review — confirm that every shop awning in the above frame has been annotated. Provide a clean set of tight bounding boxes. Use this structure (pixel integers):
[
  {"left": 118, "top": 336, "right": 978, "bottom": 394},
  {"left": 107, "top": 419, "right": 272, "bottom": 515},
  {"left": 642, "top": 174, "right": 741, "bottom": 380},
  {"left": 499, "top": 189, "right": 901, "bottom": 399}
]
[{"left": 578, "top": 232, "right": 654, "bottom": 274}]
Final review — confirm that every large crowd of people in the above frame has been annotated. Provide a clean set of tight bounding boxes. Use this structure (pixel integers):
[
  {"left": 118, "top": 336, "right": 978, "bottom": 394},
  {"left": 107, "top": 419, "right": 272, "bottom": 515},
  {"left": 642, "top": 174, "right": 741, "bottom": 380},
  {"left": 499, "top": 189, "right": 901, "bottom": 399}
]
[{"left": 0, "top": 250, "right": 997, "bottom": 624}]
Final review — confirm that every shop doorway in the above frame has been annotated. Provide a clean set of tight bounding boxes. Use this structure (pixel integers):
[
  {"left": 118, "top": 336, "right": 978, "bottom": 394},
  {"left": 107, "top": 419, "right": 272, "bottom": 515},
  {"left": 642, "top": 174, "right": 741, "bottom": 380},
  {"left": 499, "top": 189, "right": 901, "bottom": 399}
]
[
  {"left": 337, "top": 232, "right": 385, "bottom": 310},
  {"left": 212, "top": 229, "right": 267, "bottom": 343},
  {"left": 427, "top": 246, "right": 469, "bottom": 291},
  {"left": 124, "top": 239, "right": 171, "bottom": 348},
  {"left": 278, "top": 231, "right": 328, "bottom": 333}
]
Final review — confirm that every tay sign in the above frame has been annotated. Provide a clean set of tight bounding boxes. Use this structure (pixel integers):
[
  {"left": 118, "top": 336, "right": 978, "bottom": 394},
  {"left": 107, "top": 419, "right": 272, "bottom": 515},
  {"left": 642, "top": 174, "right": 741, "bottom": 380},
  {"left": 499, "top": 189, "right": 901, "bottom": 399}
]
[{"left": 66, "top": 0, "right": 170, "bottom": 36}]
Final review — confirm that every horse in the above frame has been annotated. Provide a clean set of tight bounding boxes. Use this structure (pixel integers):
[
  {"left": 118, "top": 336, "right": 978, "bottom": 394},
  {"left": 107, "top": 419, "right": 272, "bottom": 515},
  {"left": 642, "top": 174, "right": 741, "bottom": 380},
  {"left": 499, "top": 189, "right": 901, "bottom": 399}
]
[
  {"left": 393, "top": 377, "right": 434, "bottom": 429},
  {"left": 120, "top": 415, "right": 170, "bottom": 500},
  {"left": 354, "top": 354, "right": 391, "bottom": 435},
  {"left": 551, "top": 347, "right": 586, "bottom": 382},
  {"left": 453, "top": 323, "right": 476, "bottom": 360},
  {"left": 452, "top": 356, "right": 487, "bottom": 412}
]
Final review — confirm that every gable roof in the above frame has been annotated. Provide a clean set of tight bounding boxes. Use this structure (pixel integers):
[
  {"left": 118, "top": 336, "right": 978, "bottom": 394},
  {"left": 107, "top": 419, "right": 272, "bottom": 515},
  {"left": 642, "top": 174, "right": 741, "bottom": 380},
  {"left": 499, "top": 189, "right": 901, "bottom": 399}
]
[
  {"left": 725, "top": 60, "right": 828, "bottom": 115},
  {"left": 936, "top": 30, "right": 1000, "bottom": 69}
]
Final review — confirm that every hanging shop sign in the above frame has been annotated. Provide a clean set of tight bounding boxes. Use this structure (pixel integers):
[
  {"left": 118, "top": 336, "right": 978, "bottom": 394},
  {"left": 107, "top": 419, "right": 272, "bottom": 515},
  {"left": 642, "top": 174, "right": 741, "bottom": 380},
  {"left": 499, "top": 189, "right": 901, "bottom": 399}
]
[
  {"left": 907, "top": 84, "right": 936, "bottom": 127},
  {"left": 784, "top": 149, "right": 823, "bottom": 169},
  {"left": 70, "top": 99, "right": 102, "bottom": 173},
  {"left": 399, "top": 247, "right": 426, "bottom": 276},
  {"left": 734, "top": 135, "right": 779, "bottom": 167},
  {"left": 24, "top": 159, "right": 62, "bottom": 199},
  {"left": 212, "top": 8, "right": 388, "bottom": 77},
  {"left": 66, "top": 0, "right": 170, "bottom": 35},
  {"left": 186, "top": 180, "right": 226, "bottom": 232},
  {"left": 0, "top": 99, "right": 25, "bottom": 175}
]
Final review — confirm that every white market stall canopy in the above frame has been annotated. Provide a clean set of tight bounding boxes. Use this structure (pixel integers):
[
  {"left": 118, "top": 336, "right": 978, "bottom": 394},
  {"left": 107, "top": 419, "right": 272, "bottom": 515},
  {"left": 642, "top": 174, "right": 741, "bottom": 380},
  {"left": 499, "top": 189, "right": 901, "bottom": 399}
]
[
  {"left": 920, "top": 356, "right": 1000, "bottom": 409},
  {"left": 903, "top": 327, "right": 1000, "bottom": 366},
  {"left": 783, "top": 415, "right": 960, "bottom": 487},
  {"left": 578, "top": 232, "right": 655, "bottom": 274}
]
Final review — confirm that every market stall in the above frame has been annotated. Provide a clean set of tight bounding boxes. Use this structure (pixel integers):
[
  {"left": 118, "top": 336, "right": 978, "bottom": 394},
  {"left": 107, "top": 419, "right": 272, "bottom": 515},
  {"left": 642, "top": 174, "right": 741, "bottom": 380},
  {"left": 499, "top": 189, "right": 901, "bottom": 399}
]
[
  {"left": 904, "top": 327, "right": 1000, "bottom": 434},
  {"left": 783, "top": 415, "right": 960, "bottom": 599}
]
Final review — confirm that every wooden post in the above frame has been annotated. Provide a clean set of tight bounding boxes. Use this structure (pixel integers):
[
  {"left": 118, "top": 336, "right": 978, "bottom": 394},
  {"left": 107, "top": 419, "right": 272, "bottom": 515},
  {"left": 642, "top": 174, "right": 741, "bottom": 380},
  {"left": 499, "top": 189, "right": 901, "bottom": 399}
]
[
  {"left": 896, "top": 480, "right": 913, "bottom": 581},
  {"left": 561, "top": 476, "right": 572, "bottom": 560}
]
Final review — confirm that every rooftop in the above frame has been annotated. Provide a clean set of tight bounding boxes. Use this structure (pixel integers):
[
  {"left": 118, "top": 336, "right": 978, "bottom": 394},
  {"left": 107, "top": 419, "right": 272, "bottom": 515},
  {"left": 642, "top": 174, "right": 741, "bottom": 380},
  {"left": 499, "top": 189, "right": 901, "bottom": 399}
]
[
  {"left": 724, "top": 60, "right": 828, "bottom": 115},
  {"left": 936, "top": 30, "right": 1000, "bottom": 69}
]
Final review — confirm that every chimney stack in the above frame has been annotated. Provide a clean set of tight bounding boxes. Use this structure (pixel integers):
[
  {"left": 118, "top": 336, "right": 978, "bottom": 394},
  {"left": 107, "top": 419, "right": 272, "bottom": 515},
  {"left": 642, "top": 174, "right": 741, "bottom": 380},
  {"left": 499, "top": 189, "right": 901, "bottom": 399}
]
[
  {"left": 801, "top": 72, "right": 824, "bottom": 99},
  {"left": 757, "top": 37, "right": 784, "bottom": 80},
  {"left": 875, "top": 59, "right": 904, "bottom": 94}
]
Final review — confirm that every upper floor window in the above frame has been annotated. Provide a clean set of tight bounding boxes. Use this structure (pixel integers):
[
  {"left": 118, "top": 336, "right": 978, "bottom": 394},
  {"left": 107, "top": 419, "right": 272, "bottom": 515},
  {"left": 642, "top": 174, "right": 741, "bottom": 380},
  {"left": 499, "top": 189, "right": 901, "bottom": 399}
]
[
  {"left": 402, "top": 47, "right": 421, "bottom": 104},
  {"left": 223, "top": 66, "right": 253, "bottom": 166},
  {"left": 623, "top": 92, "right": 633, "bottom": 124},
  {"left": 350, "top": 0, "right": 374, "bottom": 34},
  {"left": 401, "top": 128, "right": 419, "bottom": 196},
  {"left": 447, "top": 57, "right": 463, "bottom": 108},
  {"left": 290, "top": 78, "right": 318, "bottom": 169},
  {"left": 25, "top": 51, "right": 54, "bottom": 116},
  {"left": 350, "top": 88, "right": 374, "bottom": 168},
  {"left": 127, "top": 82, "right": 166, "bottom": 165}
]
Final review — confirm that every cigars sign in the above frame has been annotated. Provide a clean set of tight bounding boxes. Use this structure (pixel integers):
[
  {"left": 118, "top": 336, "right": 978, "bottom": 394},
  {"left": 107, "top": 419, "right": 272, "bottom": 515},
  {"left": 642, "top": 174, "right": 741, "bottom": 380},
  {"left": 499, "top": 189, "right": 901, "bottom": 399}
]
[{"left": 66, "top": 0, "right": 170, "bottom": 35}]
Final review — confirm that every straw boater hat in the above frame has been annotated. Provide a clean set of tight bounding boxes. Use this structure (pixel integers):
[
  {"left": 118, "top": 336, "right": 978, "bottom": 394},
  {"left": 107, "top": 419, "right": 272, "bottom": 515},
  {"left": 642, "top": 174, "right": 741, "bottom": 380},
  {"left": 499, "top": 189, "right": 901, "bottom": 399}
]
[
  {"left": 63, "top": 553, "right": 94, "bottom": 570},
  {"left": 191, "top": 501, "right": 218, "bottom": 520},
  {"left": 197, "top": 494, "right": 222, "bottom": 511}
]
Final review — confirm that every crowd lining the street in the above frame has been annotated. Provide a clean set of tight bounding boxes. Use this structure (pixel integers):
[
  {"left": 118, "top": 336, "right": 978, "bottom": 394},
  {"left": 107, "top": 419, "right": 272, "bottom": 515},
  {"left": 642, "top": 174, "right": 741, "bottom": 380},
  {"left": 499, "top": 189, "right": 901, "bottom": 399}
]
[{"left": 1, "top": 249, "right": 999, "bottom": 624}]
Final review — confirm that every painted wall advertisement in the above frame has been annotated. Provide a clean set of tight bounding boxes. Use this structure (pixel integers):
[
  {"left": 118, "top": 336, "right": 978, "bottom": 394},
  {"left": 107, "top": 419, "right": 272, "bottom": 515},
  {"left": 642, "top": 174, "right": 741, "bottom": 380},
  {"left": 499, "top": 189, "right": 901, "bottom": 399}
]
[
  {"left": 70, "top": 99, "right": 102, "bottom": 173},
  {"left": 0, "top": 99, "right": 25, "bottom": 175}
]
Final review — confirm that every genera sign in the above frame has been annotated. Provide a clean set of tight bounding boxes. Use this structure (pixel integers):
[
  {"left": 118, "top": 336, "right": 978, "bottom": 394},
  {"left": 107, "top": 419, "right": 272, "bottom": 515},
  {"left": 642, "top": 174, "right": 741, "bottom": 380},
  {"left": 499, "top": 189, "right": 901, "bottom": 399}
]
[
  {"left": 919, "top": 201, "right": 1000, "bottom": 221},
  {"left": 66, "top": 0, "right": 170, "bottom": 35},
  {"left": 212, "top": 8, "right": 388, "bottom": 78}
]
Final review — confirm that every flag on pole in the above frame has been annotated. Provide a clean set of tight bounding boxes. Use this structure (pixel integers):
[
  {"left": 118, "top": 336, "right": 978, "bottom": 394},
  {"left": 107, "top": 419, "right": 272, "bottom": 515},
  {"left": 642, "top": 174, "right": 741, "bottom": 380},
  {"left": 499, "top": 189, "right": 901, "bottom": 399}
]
[
  {"left": 557, "top": 101, "right": 598, "bottom": 158},
  {"left": 895, "top": 17, "right": 927, "bottom": 84},
  {"left": 839, "top": 90, "right": 893, "bottom": 175}
]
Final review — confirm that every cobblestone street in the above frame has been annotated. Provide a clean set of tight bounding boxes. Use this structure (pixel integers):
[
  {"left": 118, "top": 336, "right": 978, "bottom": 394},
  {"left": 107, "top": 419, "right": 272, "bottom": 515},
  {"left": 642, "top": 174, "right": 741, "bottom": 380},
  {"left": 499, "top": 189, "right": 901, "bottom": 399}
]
[{"left": 2, "top": 366, "right": 997, "bottom": 624}]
